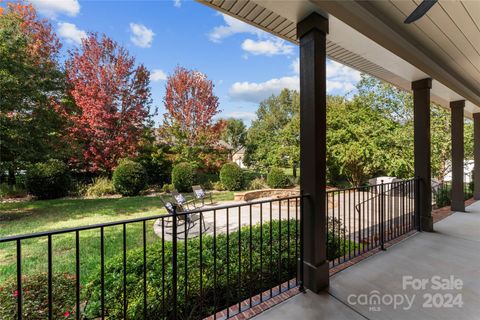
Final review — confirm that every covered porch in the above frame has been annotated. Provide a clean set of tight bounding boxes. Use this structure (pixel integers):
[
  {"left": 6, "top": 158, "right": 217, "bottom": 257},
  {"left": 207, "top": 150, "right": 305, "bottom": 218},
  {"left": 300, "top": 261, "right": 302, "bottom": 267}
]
[
  {"left": 254, "top": 200, "right": 480, "bottom": 319},
  {"left": 199, "top": 0, "right": 480, "bottom": 318}
]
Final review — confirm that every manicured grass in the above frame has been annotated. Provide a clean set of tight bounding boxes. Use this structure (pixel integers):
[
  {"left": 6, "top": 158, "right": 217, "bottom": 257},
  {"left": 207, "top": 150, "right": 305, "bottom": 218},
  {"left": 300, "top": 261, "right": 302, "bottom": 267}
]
[
  {"left": 0, "top": 192, "right": 233, "bottom": 282},
  {"left": 281, "top": 167, "right": 300, "bottom": 177}
]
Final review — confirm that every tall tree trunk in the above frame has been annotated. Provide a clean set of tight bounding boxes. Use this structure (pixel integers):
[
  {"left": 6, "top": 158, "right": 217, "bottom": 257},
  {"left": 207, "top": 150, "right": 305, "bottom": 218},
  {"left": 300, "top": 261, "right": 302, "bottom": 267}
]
[
  {"left": 292, "top": 164, "right": 297, "bottom": 178},
  {"left": 7, "top": 166, "right": 16, "bottom": 186}
]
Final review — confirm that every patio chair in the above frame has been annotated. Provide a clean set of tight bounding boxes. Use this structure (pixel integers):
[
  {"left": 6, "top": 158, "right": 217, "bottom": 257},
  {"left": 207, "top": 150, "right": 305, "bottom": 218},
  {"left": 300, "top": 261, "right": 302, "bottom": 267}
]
[
  {"left": 171, "top": 189, "right": 196, "bottom": 209},
  {"left": 161, "top": 198, "right": 208, "bottom": 238},
  {"left": 192, "top": 185, "right": 213, "bottom": 206}
]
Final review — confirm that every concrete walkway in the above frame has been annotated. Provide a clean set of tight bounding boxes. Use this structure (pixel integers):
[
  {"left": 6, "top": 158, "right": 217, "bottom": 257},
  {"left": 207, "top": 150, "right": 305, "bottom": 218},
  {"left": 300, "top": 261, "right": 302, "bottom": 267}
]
[{"left": 254, "top": 201, "right": 480, "bottom": 320}]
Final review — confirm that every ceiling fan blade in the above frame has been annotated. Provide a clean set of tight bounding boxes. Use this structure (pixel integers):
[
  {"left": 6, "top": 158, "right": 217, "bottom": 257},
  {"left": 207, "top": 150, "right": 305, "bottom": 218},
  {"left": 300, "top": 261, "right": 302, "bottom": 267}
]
[{"left": 404, "top": 0, "right": 438, "bottom": 24}]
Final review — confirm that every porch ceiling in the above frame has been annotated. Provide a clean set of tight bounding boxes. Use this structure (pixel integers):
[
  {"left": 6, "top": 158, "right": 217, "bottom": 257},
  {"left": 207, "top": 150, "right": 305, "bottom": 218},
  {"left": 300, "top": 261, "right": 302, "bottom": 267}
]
[{"left": 198, "top": 0, "right": 480, "bottom": 117}]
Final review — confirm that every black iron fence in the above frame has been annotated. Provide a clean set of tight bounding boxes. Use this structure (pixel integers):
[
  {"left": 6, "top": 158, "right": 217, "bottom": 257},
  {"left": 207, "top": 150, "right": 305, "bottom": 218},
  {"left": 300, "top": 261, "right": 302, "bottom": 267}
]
[
  {"left": 0, "top": 196, "right": 302, "bottom": 320},
  {"left": 327, "top": 179, "right": 419, "bottom": 267},
  {"left": 0, "top": 179, "right": 425, "bottom": 319}
]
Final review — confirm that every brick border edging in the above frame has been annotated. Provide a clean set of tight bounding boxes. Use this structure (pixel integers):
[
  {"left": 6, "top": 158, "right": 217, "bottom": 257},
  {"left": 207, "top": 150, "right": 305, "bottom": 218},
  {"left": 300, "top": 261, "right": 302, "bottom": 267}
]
[
  {"left": 209, "top": 198, "right": 477, "bottom": 320},
  {"left": 432, "top": 197, "right": 475, "bottom": 223},
  {"left": 204, "top": 281, "right": 302, "bottom": 320}
]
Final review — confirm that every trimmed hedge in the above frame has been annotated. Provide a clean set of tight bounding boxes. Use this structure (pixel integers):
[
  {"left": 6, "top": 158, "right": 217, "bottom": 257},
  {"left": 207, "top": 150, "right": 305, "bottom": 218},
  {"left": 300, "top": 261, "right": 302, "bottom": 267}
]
[
  {"left": 84, "top": 220, "right": 298, "bottom": 319},
  {"left": 84, "top": 219, "right": 356, "bottom": 319},
  {"left": 0, "top": 273, "right": 77, "bottom": 320},
  {"left": 113, "top": 160, "right": 147, "bottom": 196},
  {"left": 266, "top": 168, "right": 290, "bottom": 189},
  {"left": 171, "top": 162, "right": 194, "bottom": 192},
  {"left": 25, "top": 159, "right": 71, "bottom": 199},
  {"left": 219, "top": 162, "right": 243, "bottom": 191}
]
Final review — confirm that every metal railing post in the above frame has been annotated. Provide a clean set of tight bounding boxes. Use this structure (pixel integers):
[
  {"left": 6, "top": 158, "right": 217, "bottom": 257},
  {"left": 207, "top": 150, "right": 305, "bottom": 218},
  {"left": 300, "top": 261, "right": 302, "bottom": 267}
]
[
  {"left": 172, "top": 204, "right": 178, "bottom": 319},
  {"left": 380, "top": 180, "right": 386, "bottom": 251},
  {"left": 299, "top": 190, "right": 305, "bottom": 293},
  {"left": 416, "top": 177, "right": 422, "bottom": 232}
]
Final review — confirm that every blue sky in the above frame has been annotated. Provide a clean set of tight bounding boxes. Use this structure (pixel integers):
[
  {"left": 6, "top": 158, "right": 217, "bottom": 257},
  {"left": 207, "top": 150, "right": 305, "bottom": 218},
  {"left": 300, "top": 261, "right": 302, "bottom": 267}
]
[{"left": 27, "top": 0, "right": 361, "bottom": 126}]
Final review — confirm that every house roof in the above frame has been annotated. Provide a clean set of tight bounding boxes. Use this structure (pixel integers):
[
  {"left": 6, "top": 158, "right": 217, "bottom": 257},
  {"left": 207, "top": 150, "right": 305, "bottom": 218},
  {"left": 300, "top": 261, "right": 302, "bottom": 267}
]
[{"left": 199, "top": 0, "right": 480, "bottom": 117}]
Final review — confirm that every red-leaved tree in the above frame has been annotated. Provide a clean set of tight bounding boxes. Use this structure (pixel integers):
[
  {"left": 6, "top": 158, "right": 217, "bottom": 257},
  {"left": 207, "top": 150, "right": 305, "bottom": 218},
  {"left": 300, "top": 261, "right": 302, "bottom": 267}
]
[
  {"left": 161, "top": 66, "right": 226, "bottom": 169},
  {"left": 64, "top": 33, "right": 152, "bottom": 173}
]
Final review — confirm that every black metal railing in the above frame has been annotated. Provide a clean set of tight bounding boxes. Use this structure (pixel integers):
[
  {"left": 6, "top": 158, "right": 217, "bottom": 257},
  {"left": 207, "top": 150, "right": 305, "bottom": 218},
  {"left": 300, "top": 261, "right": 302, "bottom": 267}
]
[
  {"left": 0, "top": 196, "right": 302, "bottom": 320},
  {"left": 0, "top": 179, "right": 426, "bottom": 319},
  {"left": 327, "top": 178, "right": 418, "bottom": 267}
]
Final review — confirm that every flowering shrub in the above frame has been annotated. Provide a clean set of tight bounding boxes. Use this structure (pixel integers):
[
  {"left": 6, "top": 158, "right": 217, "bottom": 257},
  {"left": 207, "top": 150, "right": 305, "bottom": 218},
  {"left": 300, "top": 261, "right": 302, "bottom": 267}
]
[{"left": 0, "top": 273, "right": 77, "bottom": 320}]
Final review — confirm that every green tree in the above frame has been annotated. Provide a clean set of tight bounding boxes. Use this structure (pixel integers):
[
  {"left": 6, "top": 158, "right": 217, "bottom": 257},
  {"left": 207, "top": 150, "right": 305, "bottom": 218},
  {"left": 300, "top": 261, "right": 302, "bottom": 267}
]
[
  {"left": 356, "top": 75, "right": 474, "bottom": 181},
  {"left": 245, "top": 89, "right": 299, "bottom": 174},
  {"left": 136, "top": 126, "right": 172, "bottom": 186},
  {"left": 0, "top": 3, "right": 67, "bottom": 184},
  {"left": 327, "top": 96, "right": 403, "bottom": 186},
  {"left": 222, "top": 118, "right": 246, "bottom": 160}
]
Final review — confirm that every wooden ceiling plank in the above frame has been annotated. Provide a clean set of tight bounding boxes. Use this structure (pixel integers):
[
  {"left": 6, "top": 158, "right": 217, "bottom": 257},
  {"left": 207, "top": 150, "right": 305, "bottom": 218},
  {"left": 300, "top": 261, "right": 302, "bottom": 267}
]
[{"left": 390, "top": 0, "right": 480, "bottom": 88}]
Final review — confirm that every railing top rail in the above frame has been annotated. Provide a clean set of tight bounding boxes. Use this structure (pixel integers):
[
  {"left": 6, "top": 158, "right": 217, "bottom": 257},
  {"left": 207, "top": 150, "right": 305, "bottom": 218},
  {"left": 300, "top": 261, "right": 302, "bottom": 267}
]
[
  {"left": 182, "top": 194, "right": 302, "bottom": 215},
  {"left": 325, "top": 177, "right": 417, "bottom": 194},
  {"left": 0, "top": 194, "right": 303, "bottom": 243}
]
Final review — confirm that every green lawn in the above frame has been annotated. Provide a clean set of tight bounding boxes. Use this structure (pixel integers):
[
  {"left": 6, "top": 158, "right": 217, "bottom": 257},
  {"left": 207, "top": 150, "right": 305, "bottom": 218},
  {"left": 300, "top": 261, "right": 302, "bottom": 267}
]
[{"left": 0, "top": 192, "right": 233, "bottom": 282}]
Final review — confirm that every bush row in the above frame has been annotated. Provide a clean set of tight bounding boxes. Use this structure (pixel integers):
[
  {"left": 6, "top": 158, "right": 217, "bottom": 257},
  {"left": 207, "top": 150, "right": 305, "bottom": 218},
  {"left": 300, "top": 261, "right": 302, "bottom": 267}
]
[
  {"left": 0, "top": 220, "right": 355, "bottom": 319},
  {"left": 20, "top": 159, "right": 298, "bottom": 199},
  {"left": 0, "top": 273, "right": 77, "bottom": 320}
]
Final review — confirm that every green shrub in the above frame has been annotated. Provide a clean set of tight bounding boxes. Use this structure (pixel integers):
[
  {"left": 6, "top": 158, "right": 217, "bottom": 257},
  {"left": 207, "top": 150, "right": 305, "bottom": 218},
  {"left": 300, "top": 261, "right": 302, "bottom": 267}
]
[
  {"left": 266, "top": 168, "right": 290, "bottom": 189},
  {"left": 0, "top": 273, "right": 77, "bottom": 320},
  {"left": 84, "top": 220, "right": 298, "bottom": 319},
  {"left": 196, "top": 172, "right": 218, "bottom": 190},
  {"left": 171, "top": 162, "right": 194, "bottom": 192},
  {"left": 85, "top": 177, "right": 116, "bottom": 197},
  {"left": 112, "top": 160, "right": 147, "bottom": 196},
  {"left": 242, "top": 169, "right": 261, "bottom": 186},
  {"left": 83, "top": 219, "right": 357, "bottom": 319},
  {"left": 247, "top": 177, "right": 268, "bottom": 190},
  {"left": 219, "top": 162, "right": 243, "bottom": 191},
  {"left": 213, "top": 181, "right": 225, "bottom": 191},
  {"left": 0, "top": 183, "right": 27, "bottom": 198},
  {"left": 434, "top": 185, "right": 451, "bottom": 208},
  {"left": 25, "top": 159, "right": 71, "bottom": 199},
  {"left": 326, "top": 217, "right": 360, "bottom": 261},
  {"left": 162, "top": 183, "right": 174, "bottom": 193}
]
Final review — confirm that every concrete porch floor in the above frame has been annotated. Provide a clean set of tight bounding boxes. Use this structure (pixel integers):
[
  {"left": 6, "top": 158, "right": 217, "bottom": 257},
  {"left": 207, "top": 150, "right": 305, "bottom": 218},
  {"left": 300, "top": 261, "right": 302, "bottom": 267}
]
[{"left": 254, "top": 201, "right": 480, "bottom": 320}]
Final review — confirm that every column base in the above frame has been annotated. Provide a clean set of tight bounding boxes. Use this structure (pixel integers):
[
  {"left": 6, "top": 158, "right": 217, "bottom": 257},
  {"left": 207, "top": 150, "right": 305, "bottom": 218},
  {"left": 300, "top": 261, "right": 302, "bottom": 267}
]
[
  {"left": 451, "top": 200, "right": 465, "bottom": 212},
  {"left": 420, "top": 215, "right": 434, "bottom": 232},
  {"left": 300, "top": 260, "right": 329, "bottom": 293}
]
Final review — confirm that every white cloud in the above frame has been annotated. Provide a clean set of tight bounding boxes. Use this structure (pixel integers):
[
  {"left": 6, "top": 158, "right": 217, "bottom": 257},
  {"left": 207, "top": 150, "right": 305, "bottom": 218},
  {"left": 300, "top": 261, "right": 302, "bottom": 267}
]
[
  {"left": 326, "top": 60, "right": 361, "bottom": 94},
  {"left": 151, "top": 69, "right": 167, "bottom": 82},
  {"left": 129, "top": 23, "right": 155, "bottom": 48},
  {"left": 208, "top": 13, "right": 264, "bottom": 43},
  {"left": 173, "top": 0, "right": 181, "bottom": 8},
  {"left": 229, "top": 76, "right": 299, "bottom": 103},
  {"left": 31, "top": 0, "right": 80, "bottom": 18},
  {"left": 241, "top": 38, "right": 294, "bottom": 56},
  {"left": 228, "top": 60, "right": 361, "bottom": 103},
  {"left": 291, "top": 57, "right": 299, "bottom": 74},
  {"left": 221, "top": 111, "right": 257, "bottom": 123},
  {"left": 57, "top": 22, "right": 86, "bottom": 45}
]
